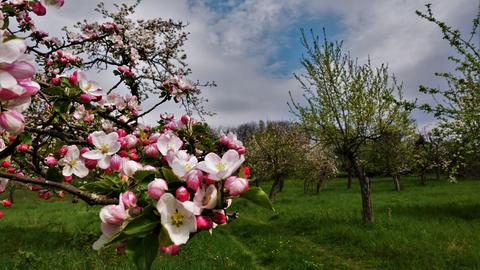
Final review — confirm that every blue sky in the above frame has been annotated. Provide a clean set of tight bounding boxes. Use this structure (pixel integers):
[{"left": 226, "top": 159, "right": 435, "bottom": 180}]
[{"left": 36, "top": 0, "right": 478, "bottom": 129}]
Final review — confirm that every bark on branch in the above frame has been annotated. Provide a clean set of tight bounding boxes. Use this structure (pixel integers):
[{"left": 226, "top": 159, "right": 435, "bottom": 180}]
[{"left": 0, "top": 172, "right": 118, "bottom": 205}]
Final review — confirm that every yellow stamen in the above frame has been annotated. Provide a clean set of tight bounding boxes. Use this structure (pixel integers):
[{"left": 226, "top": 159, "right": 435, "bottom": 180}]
[{"left": 171, "top": 209, "right": 184, "bottom": 227}]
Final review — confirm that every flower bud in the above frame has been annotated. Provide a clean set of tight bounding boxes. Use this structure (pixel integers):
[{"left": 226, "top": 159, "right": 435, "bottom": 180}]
[
  {"left": 116, "top": 129, "right": 127, "bottom": 138},
  {"left": 31, "top": 2, "right": 47, "bottom": 16},
  {"left": 18, "top": 144, "right": 30, "bottom": 152},
  {"left": 211, "top": 211, "right": 227, "bottom": 225},
  {"left": 6, "top": 167, "right": 15, "bottom": 174},
  {"left": 51, "top": 77, "right": 60, "bottom": 85},
  {"left": 196, "top": 215, "right": 213, "bottom": 230},
  {"left": 84, "top": 158, "right": 98, "bottom": 169},
  {"left": 160, "top": 244, "right": 181, "bottom": 256},
  {"left": 59, "top": 145, "right": 68, "bottom": 157},
  {"left": 129, "top": 153, "right": 139, "bottom": 161},
  {"left": 110, "top": 154, "right": 122, "bottom": 171},
  {"left": 144, "top": 144, "right": 159, "bottom": 158},
  {"left": 31, "top": 185, "right": 41, "bottom": 191},
  {"left": 44, "top": 156, "right": 58, "bottom": 167},
  {"left": 124, "top": 135, "right": 138, "bottom": 149},
  {"left": 1, "top": 161, "right": 10, "bottom": 168},
  {"left": 0, "top": 110, "right": 25, "bottom": 133},
  {"left": 99, "top": 204, "right": 125, "bottom": 225},
  {"left": 121, "top": 191, "right": 137, "bottom": 209},
  {"left": 180, "top": 115, "right": 190, "bottom": 125},
  {"left": 64, "top": 175, "right": 73, "bottom": 183},
  {"left": 0, "top": 211, "right": 3, "bottom": 219},
  {"left": 58, "top": 191, "right": 65, "bottom": 198},
  {"left": 80, "top": 93, "right": 92, "bottom": 103},
  {"left": 225, "top": 176, "right": 249, "bottom": 196},
  {"left": 147, "top": 178, "right": 168, "bottom": 200},
  {"left": 2, "top": 199, "right": 12, "bottom": 207},
  {"left": 118, "top": 150, "right": 129, "bottom": 158},
  {"left": 175, "top": 187, "right": 189, "bottom": 202},
  {"left": 69, "top": 71, "right": 78, "bottom": 85},
  {"left": 185, "top": 169, "right": 202, "bottom": 191},
  {"left": 236, "top": 146, "right": 246, "bottom": 155},
  {"left": 243, "top": 166, "right": 251, "bottom": 177}
]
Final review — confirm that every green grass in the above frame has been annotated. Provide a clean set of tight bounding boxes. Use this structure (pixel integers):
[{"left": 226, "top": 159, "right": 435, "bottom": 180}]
[{"left": 1, "top": 177, "right": 479, "bottom": 269}]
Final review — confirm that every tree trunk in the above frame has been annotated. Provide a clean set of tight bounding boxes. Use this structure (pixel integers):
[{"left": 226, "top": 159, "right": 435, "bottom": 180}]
[
  {"left": 393, "top": 174, "right": 401, "bottom": 192},
  {"left": 8, "top": 186, "right": 14, "bottom": 203},
  {"left": 316, "top": 179, "right": 327, "bottom": 193},
  {"left": 420, "top": 170, "right": 427, "bottom": 186},
  {"left": 347, "top": 166, "right": 353, "bottom": 189},
  {"left": 269, "top": 177, "right": 284, "bottom": 201},
  {"left": 303, "top": 178, "right": 309, "bottom": 193},
  {"left": 350, "top": 156, "right": 374, "bottom": 223}
]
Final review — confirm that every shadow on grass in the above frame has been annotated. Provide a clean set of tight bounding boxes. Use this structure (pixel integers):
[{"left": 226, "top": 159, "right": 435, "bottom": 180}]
[{"left": 392, "top": 203, "right": 480, "bottom": 220}]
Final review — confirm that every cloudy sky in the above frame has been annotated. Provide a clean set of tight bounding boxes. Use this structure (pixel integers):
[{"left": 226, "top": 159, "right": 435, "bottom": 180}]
[{"left": 36, "top": 0, "right": 478, "bottom": 128}]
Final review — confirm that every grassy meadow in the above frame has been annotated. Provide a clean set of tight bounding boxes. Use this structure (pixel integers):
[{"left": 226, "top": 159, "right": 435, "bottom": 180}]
[{"left": 0, "top": 176, "right": 479, "bottom": 270}]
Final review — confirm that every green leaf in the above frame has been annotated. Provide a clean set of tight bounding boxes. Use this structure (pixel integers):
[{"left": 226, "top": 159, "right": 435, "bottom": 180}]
[
  {"left": 81, "top": 177, "right": 117, "bottom": 194},
  {"left": 123, "top": 213, "right": 159, "bottom": 236},
  {"left": 19, "top": 133, "right": 32, "bottom": 145},
  {"left": 2, "top": 16, "right": 9, "bottom": 30},
  {"left": 42, "top": 86, "right": 65, "bottom": 96},
  {"left": 126, "top": 233, "right": 159, "bottom": 270},
  {"left": 46, "top": 168, "right": 63, "bottom": 182},
  {"left": 161, "top": 167, "right": 180, "bottom": 183},
  {"left": 104, "top": 206, "right": 159, "bottom": 247},
  {"left": 240, "top": 187, "right": 275, "bottom": 212},
  {"left": 134, "top": 170, "right": 159, "bottom": 183},
  {"left": 53, "top": 98, "right": 71, "bottom": 114}
]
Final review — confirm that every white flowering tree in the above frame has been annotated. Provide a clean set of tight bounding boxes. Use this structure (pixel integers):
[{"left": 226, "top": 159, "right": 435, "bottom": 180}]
[{"left": 0, "top": 1, "right": 273, "bottom": 269}]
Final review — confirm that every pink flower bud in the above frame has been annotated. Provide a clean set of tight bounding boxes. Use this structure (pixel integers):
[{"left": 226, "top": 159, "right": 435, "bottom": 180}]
[
  {"left": 17, "top": 144, "right": 30, "bottom": 152},
  {"left": 40, "top": 191, "right": 53, "bottom": 200},
  {"left": 186, "top": 169, "right": 203, "bottom": 191},
  {"left": 6, "top": 167, "right": 15, "bottom": 174},
  {"left": 59, "top": 145, "right": 68, "bottom": 157},
  {"left": 147, "top": 178, "right": 168, "bottom": 200},
  {"left": 225, "top": 176, "right": 249, "bottom": 196},
  {"left": 80, "top": 147, "right": 90, "bottom": 155},
  {"left": 84, "top": 158, "right": 97, "bottom": 169},
  {"left": 44, "top": 156, "right": 58, "bottom": 167},
  {"left": 51, "top": 77, "right": 60, "bottom": 85},
  {"left": 124, "top": 135, "right": 138, "bottom": 149},
  {"left": 0, "top": 211, "right": 3, "bottom": 219},
  {"left": 58, "top": 191, "right": 65, "bottom": 198},
  {"left": 144, "top": 144, "right": 159, "bottom": 158},
  {"left": 116, "top": 242, "right": 126, "bottom": 254},
  {"left": 0, "top": 110, "right": 25, "bottom": 133},
  {"left": 64, "top": 175, "right": 73, "bottom": 183},
  {"left": 243, "top": 166, "right": 251, "bottom": 178},
  {"left": 100, "top": 204, "right": 125, "bottom": 225},
  {"left": 110, "top": 154, "right": 122, "bottom": 171},
  {"left": 236, "top": 146, "right": 246, "bottom": 155},
  {"left": 69, "top": 71, "right": 78, "bottom": 85},
  {"left": 118, "top": 150, "right": 129, "bottom": 158},
  {"left": 129, "top": 153, "right": 139, "bottom": 161},
  {"left": 121, "top": 191, "right": 137, "bottom": 209},
  {"left": 211, "top": 211, "right": 227, "bottom": 225},
  {"left": 2, "top": 199, "right": 12, "bottom": 207},
  {"left": 175, "top": 187, "right": 189, "bottom": 202},
  {"left": 160, "top": 244, "right": 181, "bottom": 256},
  {"left": 116, "top": 129, "right": 127, "bottom": 138},
  {"left": 1, "top": 161, "right": 10, "bottom": 168},
  {"left": 80, "top": 93, "right": 92, "bottom": 103},
  {"left": 31, "top": 2, "right": 47, "bottom": 16},
  {"left": 31, "top": 185, "right": 41, "bottom": 191},
  {"left": 196, "top": 215, "right": 213, "bottom": 230},
  {"left": 180, "top": 115, "right": 190, "bottom": 125},
  {"left": 87, "top": 134, "right": 94, "bottom": 145}
]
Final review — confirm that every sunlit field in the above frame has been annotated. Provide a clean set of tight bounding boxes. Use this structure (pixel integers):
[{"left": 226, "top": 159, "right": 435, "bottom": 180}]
[{"left": 1, "top": 176, "right": 479, "bottom": 270}]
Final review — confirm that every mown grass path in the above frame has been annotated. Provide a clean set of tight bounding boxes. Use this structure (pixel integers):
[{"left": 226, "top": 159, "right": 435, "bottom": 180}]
[{"left": 0, "top": 177, "right": 479, "bottom": 269}]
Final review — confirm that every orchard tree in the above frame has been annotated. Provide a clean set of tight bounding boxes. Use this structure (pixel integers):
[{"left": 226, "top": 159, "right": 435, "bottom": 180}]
[
  {"left": 290, "top": 30, "right": 413, "bottom": 223},
  {"left": 0, "top": 1, "right": 273, "bottom": 269},
  {"left": 296, "top": 143, "right": 337, "bottom": 194},
  {"left": 245, "top": 121, "right": 306, "bottom": 201},
  {"left": 417, "top": 4, "right": 480, "bottom": 177},
  {"left": 367, "top": 114, "right": 416, "bottom": 191}
]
